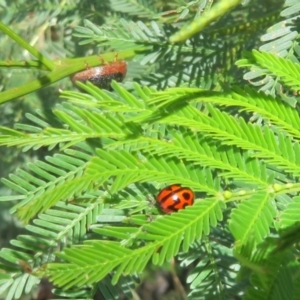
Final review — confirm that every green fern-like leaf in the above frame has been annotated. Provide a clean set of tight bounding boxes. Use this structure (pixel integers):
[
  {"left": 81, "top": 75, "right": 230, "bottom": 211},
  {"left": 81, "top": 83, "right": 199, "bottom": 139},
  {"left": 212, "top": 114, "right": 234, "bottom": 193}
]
[
  {"left": 241, "top": 50, "right": 300, "bottom": 92},
  {"left": 241, "top": 245, "right": 295, "bottom": 300},
  {"left": 229, "top": 191, "right": 277, "bottom": 248},
  {"left": 86, "top": 149, "right": 220, "bottom": 194},
  {"left": 110, "top": 0, "right": 157, "bottom": 18},
  {"left": 278, "top": 195, "right": 300, "bottom": 230},
  {"left": 47, "top": 197, "right": 224, "bottom": 288}
]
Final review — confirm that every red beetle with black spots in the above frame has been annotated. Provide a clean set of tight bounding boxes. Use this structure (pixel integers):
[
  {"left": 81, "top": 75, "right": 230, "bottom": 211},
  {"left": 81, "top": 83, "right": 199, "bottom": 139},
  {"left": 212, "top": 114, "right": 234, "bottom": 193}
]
[{"left": 156, "top": 184, "right": 194, "bottom": 213}]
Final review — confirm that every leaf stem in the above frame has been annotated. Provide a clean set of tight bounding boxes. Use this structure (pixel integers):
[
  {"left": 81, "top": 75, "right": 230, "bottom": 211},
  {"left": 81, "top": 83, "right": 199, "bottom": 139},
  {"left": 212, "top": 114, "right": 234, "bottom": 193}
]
[{"left": 0, "top": 21, "right": 55, "bottom": 70}]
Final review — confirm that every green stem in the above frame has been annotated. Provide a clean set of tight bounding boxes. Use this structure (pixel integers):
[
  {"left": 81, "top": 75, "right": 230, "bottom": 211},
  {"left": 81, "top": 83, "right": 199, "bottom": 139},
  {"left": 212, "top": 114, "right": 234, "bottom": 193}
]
[
  {"left": 0, "top": 60, "right": 49, "bottom": 69},
  {"left": 169, "top": 0, "right": 242, "bottom": 43},
  {"left": 0, "top": 21, "right": 55, "bottom": 70},
  {"left": 0, "top": 49, "right": 137, "bottom": 104}
]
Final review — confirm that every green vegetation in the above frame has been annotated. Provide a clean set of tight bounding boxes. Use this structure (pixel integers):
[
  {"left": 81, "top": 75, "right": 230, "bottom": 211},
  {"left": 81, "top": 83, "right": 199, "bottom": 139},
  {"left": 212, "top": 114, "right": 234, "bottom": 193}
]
[{"left": 0, "top": 0, "right": 298, "bottom": 299}]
